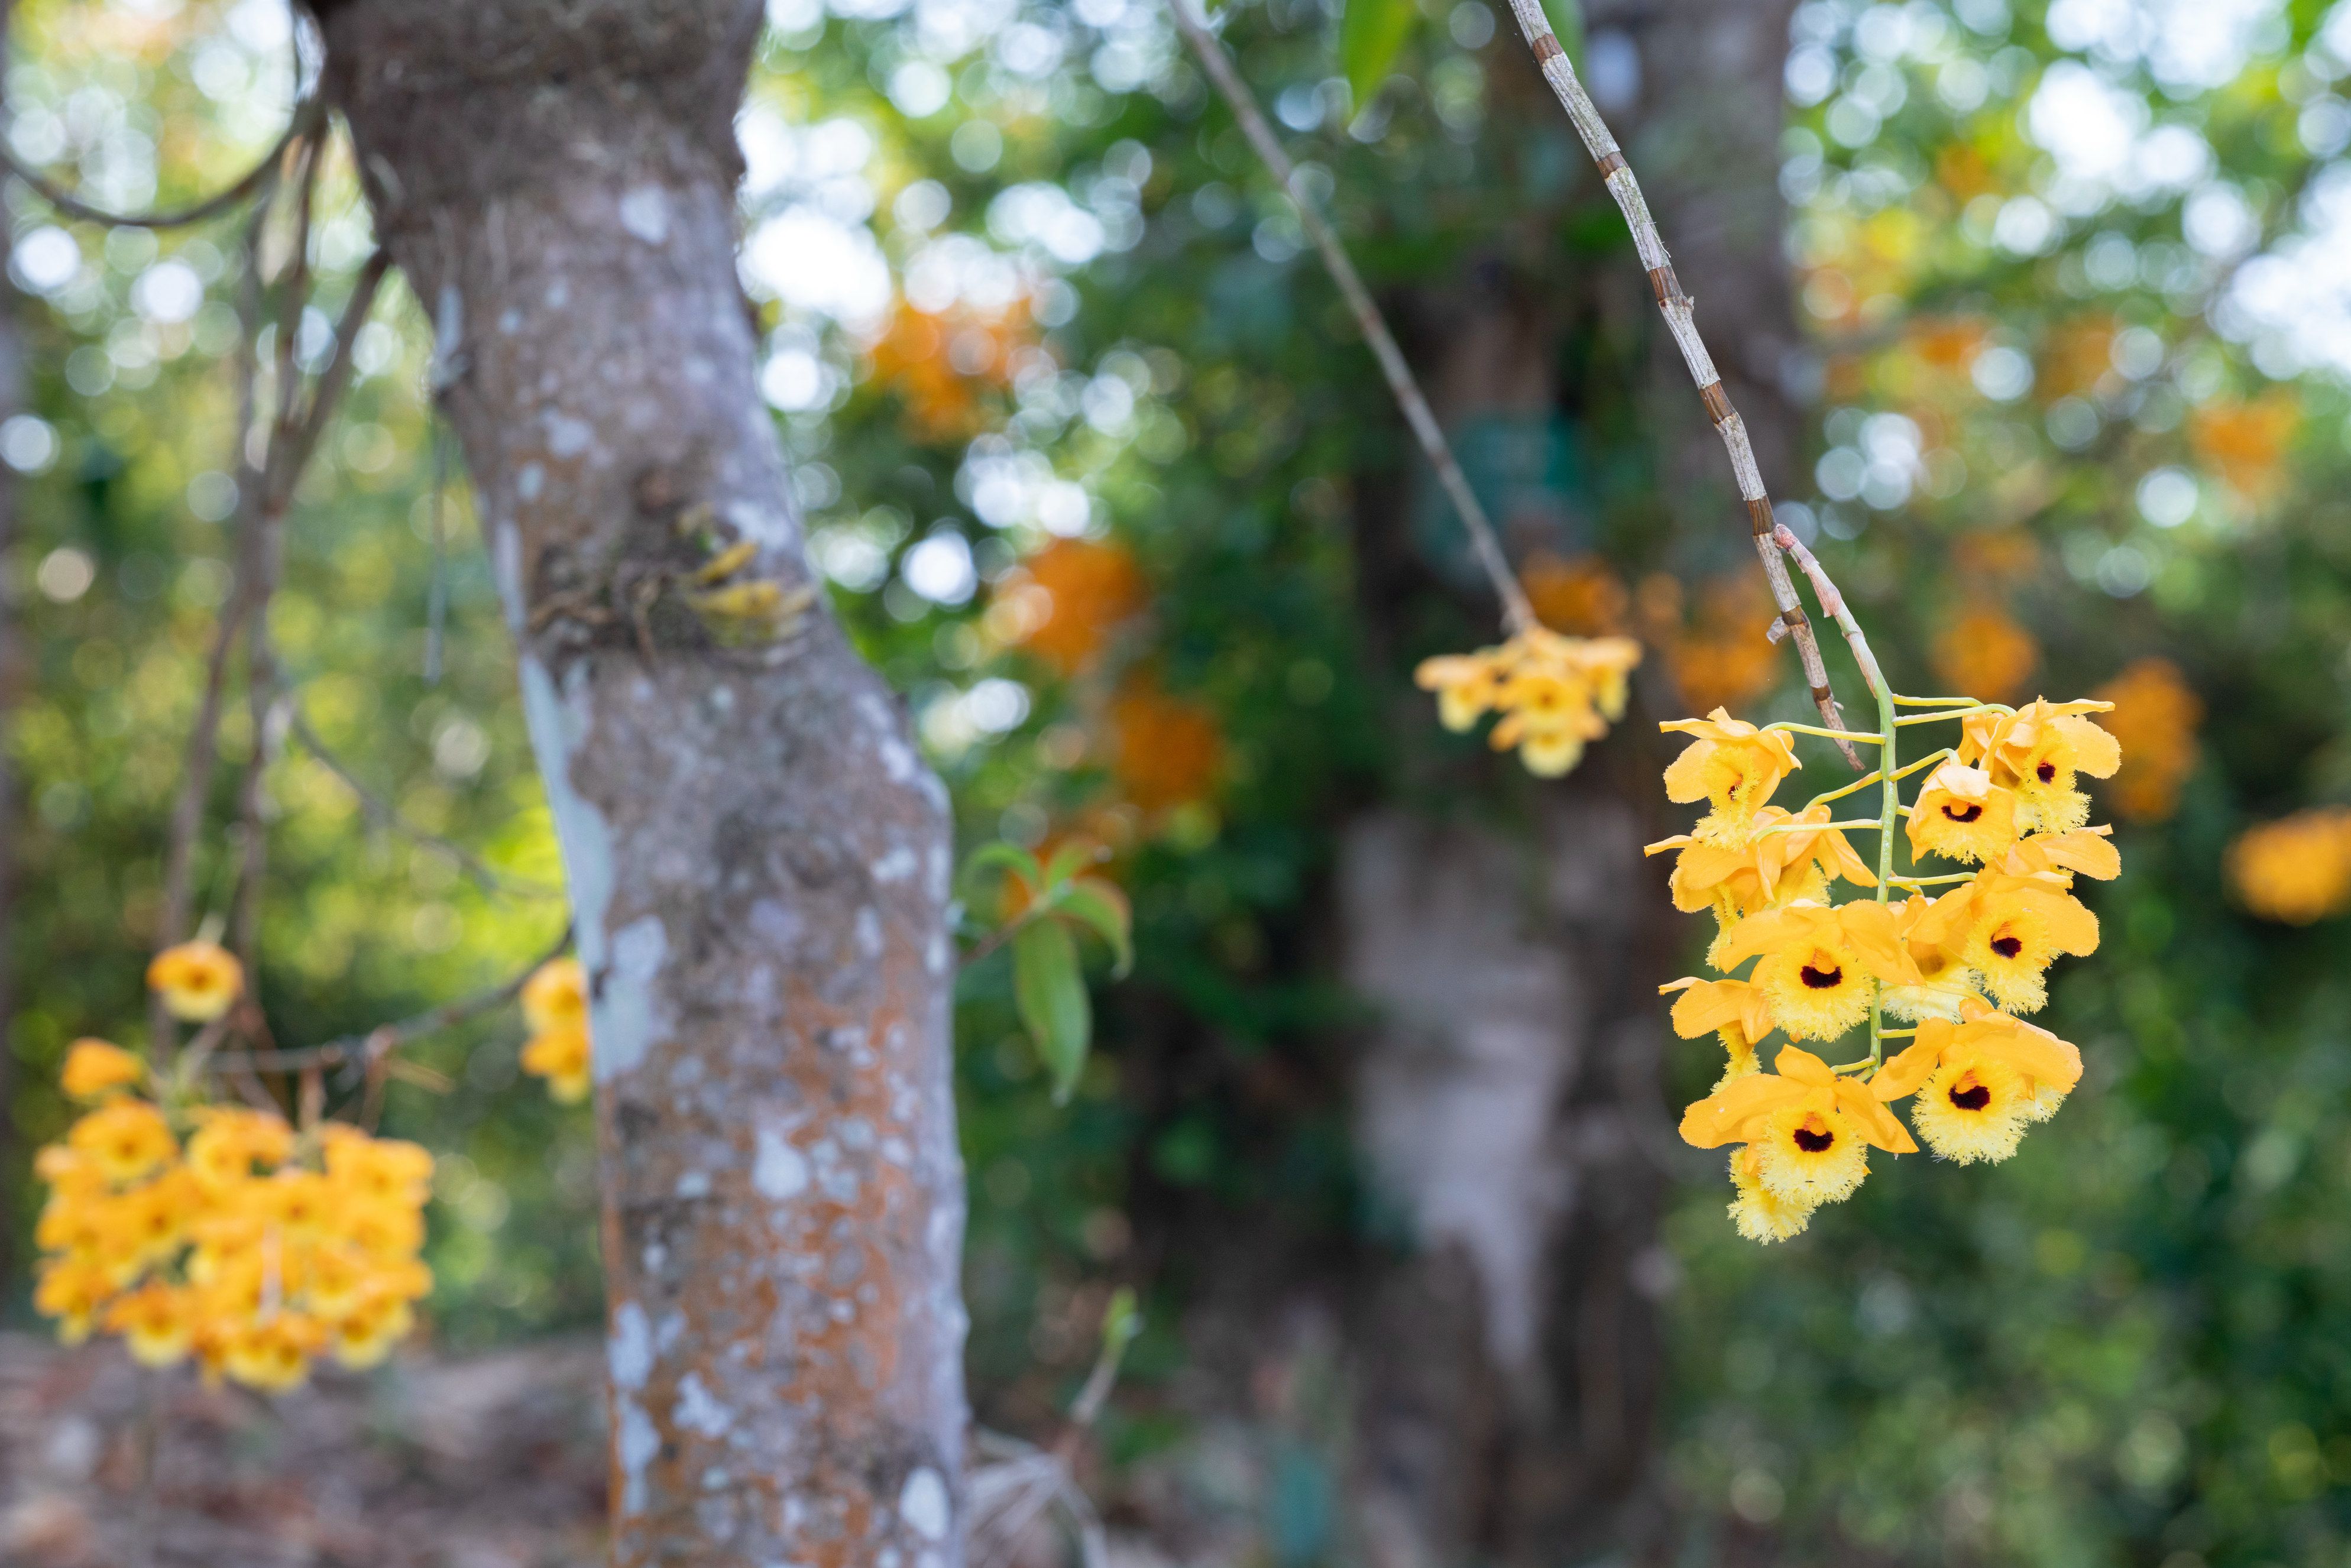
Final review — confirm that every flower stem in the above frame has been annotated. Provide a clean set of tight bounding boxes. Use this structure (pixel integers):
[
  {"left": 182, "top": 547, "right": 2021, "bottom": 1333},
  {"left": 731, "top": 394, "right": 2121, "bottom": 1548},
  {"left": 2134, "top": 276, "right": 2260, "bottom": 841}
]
[
  {"left": 1765, "top": 723, "right": 1884, "bottom": 744},
  {"left": 1805, "top": 748, "right": 1951, "bottom": 811},
  {"left": 1870, "top": 666, "right": 1896, "bottom": 1070},
  {"left": 1894, "top": 705, "right": 2002, "bottom": 727}
]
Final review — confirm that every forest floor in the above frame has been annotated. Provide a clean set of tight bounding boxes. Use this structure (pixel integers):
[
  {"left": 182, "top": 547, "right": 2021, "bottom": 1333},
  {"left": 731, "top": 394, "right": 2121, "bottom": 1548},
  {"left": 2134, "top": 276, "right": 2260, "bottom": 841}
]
[
  {"left": 0, "top": 1331, "right": 609, "bottom": 1567},
  {"left": 0, "top": 1331, "right": 1249, "bottom": 1567}
]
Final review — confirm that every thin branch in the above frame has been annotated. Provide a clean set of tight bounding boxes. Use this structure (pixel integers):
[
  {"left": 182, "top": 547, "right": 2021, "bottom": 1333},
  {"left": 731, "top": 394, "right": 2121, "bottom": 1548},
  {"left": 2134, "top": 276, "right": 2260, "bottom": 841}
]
[
  {"left": 1167, "top": 0, "right": 1537, "bottom": 636},
  {"left": 270, "top": 249, "right": 393, "bottom": 510},
  {"left": 1772, "top": 523, "right": 1886, "bottom": 704},
  {"left": 209, "top": 925, "right": 573, "bottom": 1080},
  {"left": 285, "top": 706, "right": 557, "bottom": 897},
  {"left": 150, "top": 151, "right": 298, "bottom": 1059},
  {"left": 0, "top": 99, "right": 322, "bottom": 231},
  {"left": 1496, "top": 0, "right": 1859, "bottom": 764}
]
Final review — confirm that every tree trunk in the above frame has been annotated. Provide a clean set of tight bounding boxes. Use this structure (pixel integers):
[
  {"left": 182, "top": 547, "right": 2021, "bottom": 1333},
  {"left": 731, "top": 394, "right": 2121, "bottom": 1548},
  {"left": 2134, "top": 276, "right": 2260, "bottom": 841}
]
[
  {"left": 318, "top": 7, "right": 969, "bottom": 1565},
  {"left": 1342, "top": 2, "right": 1799, "bottom": 1560}
]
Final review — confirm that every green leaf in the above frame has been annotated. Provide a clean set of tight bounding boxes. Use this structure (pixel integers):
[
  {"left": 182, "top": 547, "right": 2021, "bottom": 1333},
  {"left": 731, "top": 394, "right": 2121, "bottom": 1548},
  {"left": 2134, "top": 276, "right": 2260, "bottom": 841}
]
[
  {"left": 1012, "top": 919, "right": 1092, "bottom": 1104},
  {"left": 1340, "top": 0, "right": 1420, "bottom": 116},
  {"left": 964, "top": 840, "right": 1043, "bottom": 892},
  {"left": 1054, "top": 877, "right": 1134, "bottom": 978},
  {"left": 1040, "top": 838, "right": 1104, "bottom": 890}
]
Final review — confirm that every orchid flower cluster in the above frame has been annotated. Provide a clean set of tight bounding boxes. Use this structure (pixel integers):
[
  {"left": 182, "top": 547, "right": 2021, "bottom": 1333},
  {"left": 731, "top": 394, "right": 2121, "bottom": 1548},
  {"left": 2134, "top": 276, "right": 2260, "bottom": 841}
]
[
  {"left": 1653, "top": 666, "right": 2123, "bottom": 1243},
  {"left": 1416, "top": 627, "right": 1644, "bottom": 777},
  {"left": 32, "top": 945, "right": 435, "bottom": 1390}
]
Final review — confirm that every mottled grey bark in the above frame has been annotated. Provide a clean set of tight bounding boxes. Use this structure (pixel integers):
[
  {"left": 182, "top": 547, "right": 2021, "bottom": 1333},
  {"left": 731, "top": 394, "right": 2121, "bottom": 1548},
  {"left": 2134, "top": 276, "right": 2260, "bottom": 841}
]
[
  {"left": 1343, "top": 2, "right": 1800, "bottom": 1560},
  {"left": 315, "top": 6, "right": 969, "bottom": 1565}
]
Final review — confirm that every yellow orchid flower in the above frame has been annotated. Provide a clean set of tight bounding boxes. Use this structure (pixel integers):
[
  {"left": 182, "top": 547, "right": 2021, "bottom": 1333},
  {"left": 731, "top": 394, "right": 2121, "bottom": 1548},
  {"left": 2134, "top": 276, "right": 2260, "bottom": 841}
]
[
  {"left": 1871, "top": 1004, "right": 2083, "bottom": 1163},
  {"left": 1414, "top": 650, "right": 1510, "bottom": 732},
  {"left": 1660, "top": 708, "right": 1802, "bottom": 840},
  {"left": 1649, "top": 803, "right": 1877, "bottom": 918},
  {"left": 1659, "top": 976, "right": 1777, "bottom": 1083},
  {"left": 146, "top": 941, "right": 244, "bottom": 1023},
  {"left": 1727, "top": 1143, "right": 1819, "bottom": 1243},
  {"left": 1711, "top": 900, "right": 1918, "bottom": 1041},
  {"left": 521, "top": 957, "right": 588, "bottom": 1035},
  {"left": 1679, "top": 1045, "right": 1917, "bottom": 1210},
  {"left": 1993, "top": 824, "right": 2120, "bottom": 883},
  {"left": 59, "top": 1039, "right": 146, "bottom": 1101},
  {"left": 1958, "top": 698, "right": 2120, "bottom": 834},
  {"left": 1906, "top": 759, "right": 2022, "bottom": 864}
]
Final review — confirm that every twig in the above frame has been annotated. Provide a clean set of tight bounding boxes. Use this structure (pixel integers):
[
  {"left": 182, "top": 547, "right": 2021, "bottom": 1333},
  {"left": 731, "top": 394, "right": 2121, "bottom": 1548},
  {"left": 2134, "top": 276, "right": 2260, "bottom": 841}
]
[
  {"left": 425, "top": 419, "right": 451, "bottom": 683},
  {"left": 284, "top": 706, "right": 555, "bottom": 897},
  {"left": 1167, "top": 0, "right": 1537, "bottom": 636},
  {"left": 1497, "top": 0, "right": 1859, "bottom": 765},
  {"left": 0, "top": 99, "right": 321, "bottom": 231},
  {"left": 150, "top": 147, "right": 305, "bottom": 1058},
  {"left": 208, "top": 925, "right": 573, "bottom": 1080},
  {"left": 271, "top": 249, "right": 394, "bottom": 509},
  {"left": 1772, "top": 524, "right": 1885, "bottom": 704}
]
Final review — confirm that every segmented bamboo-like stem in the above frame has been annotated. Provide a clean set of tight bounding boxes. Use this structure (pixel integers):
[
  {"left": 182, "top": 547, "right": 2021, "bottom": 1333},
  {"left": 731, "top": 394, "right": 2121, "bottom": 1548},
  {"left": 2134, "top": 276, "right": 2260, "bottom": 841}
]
[
  {"left": 1497, "top": 0, "right": 1857, "bottom": 764},
  {"left": 1168, "top": 0, "right": 1537, "bottom": 636}
]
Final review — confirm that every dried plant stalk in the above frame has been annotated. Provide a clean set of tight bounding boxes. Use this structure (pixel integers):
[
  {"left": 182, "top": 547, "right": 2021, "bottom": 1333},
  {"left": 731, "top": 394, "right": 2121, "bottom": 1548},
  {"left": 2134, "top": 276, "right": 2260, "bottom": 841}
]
[
  {"left": 1497, "top": 0, "right": 1858, "bottom": 764},
  {"left": 1168, "top": 0, "right": 1537, "bottom": 635}
]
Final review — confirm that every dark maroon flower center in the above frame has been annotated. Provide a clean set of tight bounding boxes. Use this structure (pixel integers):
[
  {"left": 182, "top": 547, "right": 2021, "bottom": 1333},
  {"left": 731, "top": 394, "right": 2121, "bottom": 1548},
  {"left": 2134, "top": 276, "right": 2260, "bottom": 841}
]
[
  {"left": 1950, "top": 1081, "right": 1991, "bottom": 1111},
  {"left": 1943, "top": 803, "right": 1983, "bottom": 823},
  {"left": 1801, "top": 963, "right": 1843, "bottom": 990},
  {"left": 1793, "top": 1125, "right": 1835, "bottom": 1153},
  {"left": 1990, "top": 934, "right": 2023, "bottom": 958},
  {"left": 2036, "top": 762, "right": 2057, "bottom": 782}
]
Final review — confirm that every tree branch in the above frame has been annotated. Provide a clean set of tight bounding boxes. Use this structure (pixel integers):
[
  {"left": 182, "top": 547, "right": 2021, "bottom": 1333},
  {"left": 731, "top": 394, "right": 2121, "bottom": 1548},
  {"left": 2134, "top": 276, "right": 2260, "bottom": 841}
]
[
  {"left": 208, "top": 924, "right": 572, "bottom": 1082},
  {"left": 0, "top": 99, "right": 322, "bottom": 231},
  {"left": 1168, "top": 0, "right": 1537, "bottom": 636},
  {"left": 1497, "top": 0, "right": 1860, "bottom": 765}
]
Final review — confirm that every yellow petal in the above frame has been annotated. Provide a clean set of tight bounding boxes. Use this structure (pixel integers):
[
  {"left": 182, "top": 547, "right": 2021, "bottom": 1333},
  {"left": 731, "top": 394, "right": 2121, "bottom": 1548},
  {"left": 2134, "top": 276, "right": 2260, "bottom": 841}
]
[
  {"left": 1834, "top": 1077, "right": 1918, "bottom": 1152},
  {"left": 1679, "top": 1074, "right": 1806, "bottom": 1149},
  {"left": 1773, "top": 1045, "right": 1835, "bottom": 1087}
]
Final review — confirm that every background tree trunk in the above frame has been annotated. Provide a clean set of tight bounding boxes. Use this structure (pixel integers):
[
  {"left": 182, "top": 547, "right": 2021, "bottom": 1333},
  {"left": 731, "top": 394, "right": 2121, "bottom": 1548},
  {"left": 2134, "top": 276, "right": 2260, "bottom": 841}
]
[
  {"left": 317, "top": 6, "right": 969, "bottom": 1564},
  {"left": 1342, "top": 2, "right": 1800, "bottom": 1560}
]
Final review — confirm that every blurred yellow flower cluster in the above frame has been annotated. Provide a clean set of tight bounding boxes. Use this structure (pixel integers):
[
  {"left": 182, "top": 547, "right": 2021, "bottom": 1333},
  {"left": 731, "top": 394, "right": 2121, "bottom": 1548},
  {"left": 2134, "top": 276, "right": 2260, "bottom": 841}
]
[
  {"left": 1107, "top": 679, "right": 1226, "bottom": 814},
  {"left": 34, "top": 1041, "right": 433, "bottom": 1392},
  {"left": 519, "top": 958, "right": 592, "bottom": 1103},
  {"left": 1521, "top": 552, "right": 1777, "bottom": 720},
  {"left": 2189, "top": 391, "right": 2298, "bottom": 505},
  {"left": 1931, "top": 603, "right": 2038, "bottom": 705},
  {"left": 2095, "top": 657, "right": 2202, "bottom": 822},
  {"left": 1415, "top": 626, "right": 1642, "bottom": 778},
  {"left": 866, "top": 296, "right": 1031, "bottom": 441},
  {"left": 987, "top": 537, "right": 1147, "bottom": 676},
  {"left": 2227, "top": 808, "right": 2351, "bottom": 925},
  {"left": 1654, "top": 696, "right": 2121, "bottom": 1243}
]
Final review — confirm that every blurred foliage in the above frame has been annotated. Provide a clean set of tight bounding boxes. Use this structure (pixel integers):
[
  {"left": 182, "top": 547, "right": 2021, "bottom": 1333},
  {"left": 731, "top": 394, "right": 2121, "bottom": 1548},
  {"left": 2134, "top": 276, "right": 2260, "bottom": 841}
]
[{"left": 5, "top": 0, "right": 2351, "bottom": 1562}]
